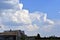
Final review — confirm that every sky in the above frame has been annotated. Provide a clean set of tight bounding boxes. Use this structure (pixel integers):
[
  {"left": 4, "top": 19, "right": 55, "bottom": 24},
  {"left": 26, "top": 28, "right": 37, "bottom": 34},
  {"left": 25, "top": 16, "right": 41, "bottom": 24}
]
[
  {"left": 21, "top": 0, "right": 60, "bottom": 19},
  {"left": 0, "top": 0, "right": 60, "bottom": 37}
]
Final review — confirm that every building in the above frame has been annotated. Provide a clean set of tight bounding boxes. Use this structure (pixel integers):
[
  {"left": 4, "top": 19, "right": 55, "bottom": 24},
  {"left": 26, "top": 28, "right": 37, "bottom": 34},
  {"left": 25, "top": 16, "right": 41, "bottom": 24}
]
[
  {"left": 0, "top": 30, "right": 60, "bottom": 40},
  {"left": 0, "top": 30, "right": 26, "bottom": 40}
]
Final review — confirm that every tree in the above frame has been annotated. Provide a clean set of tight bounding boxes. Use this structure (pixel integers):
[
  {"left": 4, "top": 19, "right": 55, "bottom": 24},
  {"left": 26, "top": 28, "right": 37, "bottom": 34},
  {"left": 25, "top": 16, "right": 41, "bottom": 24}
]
[
  {"left": 36, "top": 33, "right": 40, "bottom": 39},
  {"left": 21, "top": 35, "right": 27, "bottom": 40}
]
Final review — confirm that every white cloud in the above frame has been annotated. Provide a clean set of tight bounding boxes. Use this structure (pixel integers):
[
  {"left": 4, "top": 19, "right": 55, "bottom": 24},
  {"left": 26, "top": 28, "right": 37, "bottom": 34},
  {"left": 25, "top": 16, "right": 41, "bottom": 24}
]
[
  {"left": 41, "top": 25, "right": 54, "bottom": 32},
  {"left": 43, "top": 14, "right": 54, "bottom": 24},
  {"left": 0, "top": 0, "right": 19, "bottom": 10},
  {"left": 46, "top": 19, "right": 54, "bottom": 24},
  {"left": 0, "top": 0, "right": 55, "bottom": 32},
  {"left": 43, "top": 14, "right": 47, "bottom": 22},
  {"left": 18, "top": 3, "right": 23, "bottom": 10},
  {"left": 26, "top": 24, "right": 39, "bottom": 31},
  {"left": 3, "top": 0, "right": 19, "bottom": 4}
]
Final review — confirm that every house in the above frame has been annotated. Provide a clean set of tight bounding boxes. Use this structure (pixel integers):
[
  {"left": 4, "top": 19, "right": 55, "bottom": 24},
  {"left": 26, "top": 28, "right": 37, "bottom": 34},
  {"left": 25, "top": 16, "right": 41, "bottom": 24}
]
[{"left": 0, "top": 30, "right": 26, "bottom": 40}]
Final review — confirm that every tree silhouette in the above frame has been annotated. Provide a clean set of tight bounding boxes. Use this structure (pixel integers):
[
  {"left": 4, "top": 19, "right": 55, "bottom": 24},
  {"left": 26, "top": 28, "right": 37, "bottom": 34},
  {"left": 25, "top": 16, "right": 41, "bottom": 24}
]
[{"left": 36, "top": 33, "right": 40, "bottom": 39}]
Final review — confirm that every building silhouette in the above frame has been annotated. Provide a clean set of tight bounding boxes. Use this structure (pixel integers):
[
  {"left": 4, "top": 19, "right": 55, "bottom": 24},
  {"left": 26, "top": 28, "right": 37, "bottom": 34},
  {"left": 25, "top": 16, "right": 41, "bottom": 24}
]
[
  {"left": 0, "top": 30, "right": 60, "bottom": 40},
  {"left": 0, "top": 30, "right": 26, "bottom": 40}
]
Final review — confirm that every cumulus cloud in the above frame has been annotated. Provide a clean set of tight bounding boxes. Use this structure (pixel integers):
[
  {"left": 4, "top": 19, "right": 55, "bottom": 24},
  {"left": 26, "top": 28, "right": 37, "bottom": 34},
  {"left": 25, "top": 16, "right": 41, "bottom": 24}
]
[
  {"left": 26, "top": 24, "right": 39, "bottom": 31},
  {"left": 0, "top": 0, "right": 54, "bottom": 32},
  {"left": 0, "top": 0, "right": 19, "bottom": 10}
]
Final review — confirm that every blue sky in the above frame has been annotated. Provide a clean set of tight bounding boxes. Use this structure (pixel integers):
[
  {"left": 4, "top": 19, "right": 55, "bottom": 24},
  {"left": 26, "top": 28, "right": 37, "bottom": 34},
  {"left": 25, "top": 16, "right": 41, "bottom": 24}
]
[
  {"left": 21, "top": 0, "right": 60, "bottom": 19},
  {"left": 0, "top": 0, "right": 60, "bottom": 37}
]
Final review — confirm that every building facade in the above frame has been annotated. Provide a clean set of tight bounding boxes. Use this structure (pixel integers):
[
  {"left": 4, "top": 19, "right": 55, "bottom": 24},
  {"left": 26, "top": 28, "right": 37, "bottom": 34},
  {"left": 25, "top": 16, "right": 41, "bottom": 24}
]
[{"left": 0, "top": 30, "right": 26, "bottom": 40}]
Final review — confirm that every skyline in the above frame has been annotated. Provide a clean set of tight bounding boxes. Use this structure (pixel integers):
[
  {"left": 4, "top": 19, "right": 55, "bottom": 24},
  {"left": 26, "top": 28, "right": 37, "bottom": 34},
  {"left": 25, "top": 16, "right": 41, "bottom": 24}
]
[{"left": 0, "top": 0, "right": 60, "bottom": 37}]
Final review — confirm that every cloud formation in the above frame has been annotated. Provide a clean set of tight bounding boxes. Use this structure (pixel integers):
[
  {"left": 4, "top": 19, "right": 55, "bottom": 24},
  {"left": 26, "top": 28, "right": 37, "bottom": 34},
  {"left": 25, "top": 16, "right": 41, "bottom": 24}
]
[{"left": 0, "top": 0, "right": 54, "bottom": 33}]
